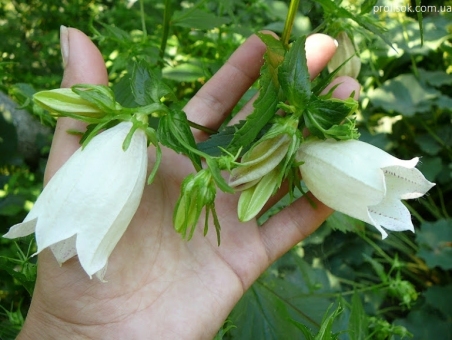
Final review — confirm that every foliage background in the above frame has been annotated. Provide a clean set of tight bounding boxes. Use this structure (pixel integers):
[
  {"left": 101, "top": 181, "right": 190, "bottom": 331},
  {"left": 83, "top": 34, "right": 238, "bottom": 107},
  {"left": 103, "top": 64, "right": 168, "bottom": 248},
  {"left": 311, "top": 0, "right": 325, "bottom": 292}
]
[{"left": 1, "top": 0, "right": 451, "bottom": 339}]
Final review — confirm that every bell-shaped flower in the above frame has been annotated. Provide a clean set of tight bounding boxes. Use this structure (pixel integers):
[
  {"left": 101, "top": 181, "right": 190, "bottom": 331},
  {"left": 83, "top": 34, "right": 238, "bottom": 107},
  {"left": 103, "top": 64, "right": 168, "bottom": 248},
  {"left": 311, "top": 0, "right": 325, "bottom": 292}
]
[
  {"left": 3, "top": 121, "right": 148, "bottom": 280},
  {"left": 328, "top": 31, "right": 361, "bottom": 79},
  {"left": 297, "top": 139, "right": 435, "bottom": 239}
]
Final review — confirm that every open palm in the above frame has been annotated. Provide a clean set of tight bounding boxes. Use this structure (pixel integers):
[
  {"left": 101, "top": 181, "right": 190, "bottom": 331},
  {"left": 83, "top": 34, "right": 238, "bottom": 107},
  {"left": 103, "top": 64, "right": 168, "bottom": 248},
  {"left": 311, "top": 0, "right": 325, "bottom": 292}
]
[{"left": 20, "top": 28, "right": 359, "bottom": 339}]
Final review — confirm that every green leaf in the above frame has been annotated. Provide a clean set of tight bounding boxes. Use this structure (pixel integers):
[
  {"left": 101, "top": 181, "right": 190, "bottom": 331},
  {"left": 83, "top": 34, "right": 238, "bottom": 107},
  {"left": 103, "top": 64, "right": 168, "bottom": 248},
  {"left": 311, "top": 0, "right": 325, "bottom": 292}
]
[
  {"left": 368, "top": 74, "right": 440, "bottom": 116},
  {"left": 386, "top": 17, "right": 449, "bottom": 56},
  {"left": 416, "top": 219, "right": 452, "bottom": 270},
  {"left": 415, "top": 134, "right": 443, "bottom": 156},
  {"left": 304, "top": 97, "right": 358, "bottom": 139},
  {"left": 230, "top": 281, "right": 304, "bottom": 339},
  {"left": 98, "top": 22, "right": 131, "bottom": 43},
  {"left": 363, "top": 254, "right": 387, "bottom": 282},
  {"left": 354, "top": 15, "right": 393, "bottom": 51},
  {"left": 230, "top": 252, "right": 338, "bottom": 338},
  {"left": 316, "top": 0, "right": 393, "bottom": 49},
  {"left": 0, "top": 257, "right": 36, "bottom": 296},
  {"left": 162, "top": 62, "right": 206, "bottom": 82},
  {"left": 416, "top": 156, "right": 442, "bottom": 182},
  {"left": 227, "top": 33, "right": 284, "bottom": 154},
  {"left": 315, "top": 303, "right": 342, "bottom": 340},
  {"left": 348, "top": 292, "right": 369, "bottom": 340},
  {"left": 113, "top": 74, "right": 140, "bottom": 108},
  {"left": 326, "top": 211, "right": 365, "bottom": 233},
  {"left": 197, "top": 121, "right": 246, "bottom": 156},
  {"left": 424, "top": 285, "right": 452, "bottom": 318},
  {"left": 394, "top": 304, "right": 452, "bottom": 340},
  {"left": 278, "top": 35, "right": 311, "bottom": 110},
  {"left": 360, "top": 0, "right": 378, "bottom": 14},
  {"left": 418, "top": 69, "right": 452, "bottom": 87},
  {"left": 172, "top": 8, "right": 230, "bottom": 30},
  {"left": 131, "top": 60, "right": 176, "bottom": 105},
  {"left": 157, "top": 109, "right": 202, "bottom": 170},
  {"left": 227, "top": 77, "right": 279, "bottom": 154},
  {"left": 257, "top": 32, "right": 286, "bottom": 87}
]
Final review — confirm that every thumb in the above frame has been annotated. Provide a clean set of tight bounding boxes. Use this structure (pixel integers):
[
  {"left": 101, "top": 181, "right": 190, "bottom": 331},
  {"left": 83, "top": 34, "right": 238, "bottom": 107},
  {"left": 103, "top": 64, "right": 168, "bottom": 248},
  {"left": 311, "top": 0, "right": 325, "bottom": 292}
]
[{"left": 45, "top": 26, "right": 108, "bottom": 183}]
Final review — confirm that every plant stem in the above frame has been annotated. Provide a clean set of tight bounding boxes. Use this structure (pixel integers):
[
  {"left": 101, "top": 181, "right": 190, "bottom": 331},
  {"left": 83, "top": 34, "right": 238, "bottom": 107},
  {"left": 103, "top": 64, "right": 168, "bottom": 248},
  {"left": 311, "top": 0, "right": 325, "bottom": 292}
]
[
  {"left": 139, "top": 0, "right": 147, "bottom": 41},
  {"left": 159, "top": 0, "right": 172, "bottom": 64},
  {"left": 187, "top": 120, "right": 217, "bottom": 135},
  {"left": 281, "top": 0, "right": 300, "bottom": 47}
]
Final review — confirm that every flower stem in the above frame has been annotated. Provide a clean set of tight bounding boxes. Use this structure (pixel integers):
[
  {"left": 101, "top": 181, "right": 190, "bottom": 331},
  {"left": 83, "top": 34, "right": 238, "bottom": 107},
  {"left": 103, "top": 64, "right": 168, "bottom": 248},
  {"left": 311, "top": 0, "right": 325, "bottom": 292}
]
[
  {"left": 188, "top": 120, "right": 217, "bottom": 135},
  {"left": 139, "top": 0, "right": 147, "bottom": 42},
  {"left": 159, "top": 0, "right": 172, "bottom": 65},
  {"left": 281, "top": 0, "right": 300, "bottom": 48}
]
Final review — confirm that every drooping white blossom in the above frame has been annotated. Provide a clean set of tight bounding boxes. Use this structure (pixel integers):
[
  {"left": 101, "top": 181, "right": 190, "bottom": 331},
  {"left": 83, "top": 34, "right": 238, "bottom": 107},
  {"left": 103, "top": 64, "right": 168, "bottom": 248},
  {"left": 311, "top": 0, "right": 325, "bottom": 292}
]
[
  {"left": 297, "top": 139, "right": 435, "bottom": 238},
  {"left": 4, "top": 121, "right": 147, "bottom": 280}
]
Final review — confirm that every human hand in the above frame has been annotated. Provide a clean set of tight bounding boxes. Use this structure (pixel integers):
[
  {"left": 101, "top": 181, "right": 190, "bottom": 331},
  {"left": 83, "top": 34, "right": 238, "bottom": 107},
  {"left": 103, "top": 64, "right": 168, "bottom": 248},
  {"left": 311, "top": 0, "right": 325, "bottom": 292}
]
[{"left": 19, "top": 27, "right": 360, "bottom": 339}]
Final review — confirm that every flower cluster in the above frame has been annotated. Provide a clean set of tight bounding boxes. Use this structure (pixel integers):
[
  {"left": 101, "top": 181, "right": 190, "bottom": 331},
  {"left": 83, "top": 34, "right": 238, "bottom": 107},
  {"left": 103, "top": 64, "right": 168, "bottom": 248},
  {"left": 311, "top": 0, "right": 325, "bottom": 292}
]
[{"left": 3, "top": 33, "right": 436, "bottom": 282}]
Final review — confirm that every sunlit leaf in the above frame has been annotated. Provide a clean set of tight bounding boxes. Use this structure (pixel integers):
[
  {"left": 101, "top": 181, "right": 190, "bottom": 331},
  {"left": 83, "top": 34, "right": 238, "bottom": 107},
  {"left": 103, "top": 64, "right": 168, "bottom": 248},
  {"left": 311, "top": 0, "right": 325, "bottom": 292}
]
[{"left": 172, "top": 8, "right": 230, "bottom": 30}]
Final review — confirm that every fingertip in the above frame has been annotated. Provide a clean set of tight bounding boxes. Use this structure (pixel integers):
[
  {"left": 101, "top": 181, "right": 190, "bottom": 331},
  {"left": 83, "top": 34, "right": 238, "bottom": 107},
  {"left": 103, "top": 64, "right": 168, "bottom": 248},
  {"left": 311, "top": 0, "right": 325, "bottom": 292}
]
[
  {"left": 60, "top": 27, "right": 108, "bottom": 88},
  {"left": 305, "top": 33, "right": 338, "bottom": 79},
  {"left": 322, "top": 76, "right": 361, "bottom": 100}
]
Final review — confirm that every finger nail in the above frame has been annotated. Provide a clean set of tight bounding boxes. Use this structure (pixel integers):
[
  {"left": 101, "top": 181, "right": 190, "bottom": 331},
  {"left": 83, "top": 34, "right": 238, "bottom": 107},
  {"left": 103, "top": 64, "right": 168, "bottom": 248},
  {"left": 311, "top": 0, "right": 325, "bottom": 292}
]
[
  {"left": 60, "top": 25, "right": 69, "bottom": 69},
  {"left": 333, "top": 39, "right": 339, "bottom": 47}
]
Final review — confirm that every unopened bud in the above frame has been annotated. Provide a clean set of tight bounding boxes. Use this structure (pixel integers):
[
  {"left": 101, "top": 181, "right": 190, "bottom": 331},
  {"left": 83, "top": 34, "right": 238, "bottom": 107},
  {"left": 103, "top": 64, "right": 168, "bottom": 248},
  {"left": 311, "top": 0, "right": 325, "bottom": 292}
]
[
  {"left": 229, "top": 134, "right": 291, "bottom": 190},
  {"left": 34, "top": 88, "right": 106, "bottom": 118},
  {"left": 328, "top": 32, "right": 361, "bottom": 79},
  {"left": 237, "top": 167, "right": 280, "bottom": 222}
]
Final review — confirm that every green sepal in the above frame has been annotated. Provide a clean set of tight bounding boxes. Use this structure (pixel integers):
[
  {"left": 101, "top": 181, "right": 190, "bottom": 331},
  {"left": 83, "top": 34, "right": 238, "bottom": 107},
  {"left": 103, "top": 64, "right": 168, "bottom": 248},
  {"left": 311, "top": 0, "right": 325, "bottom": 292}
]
[
  {"left": 304, "top": 96, "right": 358, "bottom": 140},
  {"left": 206, "top": 157, "right": 234, "bottom": 194},
  {"left": 71, "top": 84, "right": 122, "bottom": 114}
]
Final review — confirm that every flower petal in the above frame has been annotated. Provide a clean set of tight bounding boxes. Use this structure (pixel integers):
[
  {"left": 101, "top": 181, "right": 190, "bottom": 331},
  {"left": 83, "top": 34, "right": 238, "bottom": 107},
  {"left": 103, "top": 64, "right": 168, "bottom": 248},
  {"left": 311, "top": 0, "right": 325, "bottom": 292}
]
[
  {"left": 298, "top": 139, "right": 387, "bottom": 222},
  {"left": 74, "top": 125, "right": 148, "bottom": 277},
  {"left": 368, "top": 196, "right": 414, "bottom": 237},
  {"left": 383, "top": 165, "right": 435, "bottom": 199},
  {"left": 3, "top": 218, "right": 37, "bottom": 239},
  {"left": 50, "top": 235, "right": 77, "bottom": 264}
]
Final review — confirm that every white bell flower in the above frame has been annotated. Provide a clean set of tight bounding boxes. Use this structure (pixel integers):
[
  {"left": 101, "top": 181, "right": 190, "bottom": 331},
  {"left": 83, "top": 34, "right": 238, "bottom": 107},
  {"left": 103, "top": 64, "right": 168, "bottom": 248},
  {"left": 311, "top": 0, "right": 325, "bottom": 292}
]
[
  {"left": 4, "top": 121, "right": 147, "bottom": 280},
  {"left": 297, "top": 139, "right": 435, "bottom": 239}
]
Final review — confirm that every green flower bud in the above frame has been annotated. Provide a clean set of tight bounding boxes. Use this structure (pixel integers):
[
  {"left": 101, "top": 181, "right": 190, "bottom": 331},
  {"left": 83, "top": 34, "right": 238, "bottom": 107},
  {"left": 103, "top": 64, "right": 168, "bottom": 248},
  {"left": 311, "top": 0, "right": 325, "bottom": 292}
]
[
  {"left": 237, "top": 166, "right": 280, "bottom": 222},
  {"left": 33, "top": 88, "right": 106, "bottom": 118},
  {"left": 229, "top": 133, "right": 291, "bottom": 190},
  {"left": 328, "top": 31, "right": 361, "bottom": 79},
  {"left": 173, "top": 169, "right": 216, "bottom": 240}
]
